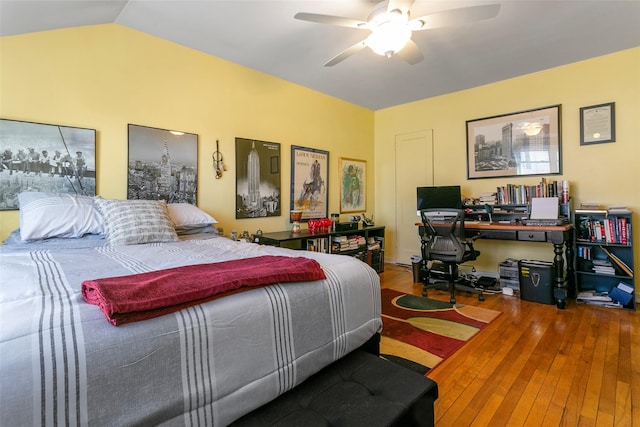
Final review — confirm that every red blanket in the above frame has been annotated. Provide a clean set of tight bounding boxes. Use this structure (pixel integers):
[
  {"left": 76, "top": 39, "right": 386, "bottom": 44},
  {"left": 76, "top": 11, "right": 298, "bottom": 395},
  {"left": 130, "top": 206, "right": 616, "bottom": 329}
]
[{"left": 82, "top": 255, "right": 326, "bottom": 326}]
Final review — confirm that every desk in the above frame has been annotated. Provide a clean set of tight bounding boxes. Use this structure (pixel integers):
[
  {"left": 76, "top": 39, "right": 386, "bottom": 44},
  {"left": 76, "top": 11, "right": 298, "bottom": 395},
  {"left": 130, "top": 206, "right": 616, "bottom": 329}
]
[{"left": 417, "top": 221, "right": 573, "bottom": 308}]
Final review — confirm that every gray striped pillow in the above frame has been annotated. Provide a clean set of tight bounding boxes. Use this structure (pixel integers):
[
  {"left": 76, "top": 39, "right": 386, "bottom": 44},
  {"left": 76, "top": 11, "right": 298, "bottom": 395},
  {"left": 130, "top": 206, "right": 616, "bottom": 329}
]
[{"left": 94, "top": 197, "right": 178, "bottom": 246}]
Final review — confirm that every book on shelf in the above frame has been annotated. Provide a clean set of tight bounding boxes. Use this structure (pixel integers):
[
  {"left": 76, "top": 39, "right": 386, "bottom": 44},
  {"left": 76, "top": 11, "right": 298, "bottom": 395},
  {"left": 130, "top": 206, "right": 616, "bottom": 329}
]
[
  {"left": 493, "top": 178, "right": 569, "bottom": 205},
  {"left": 592, "top": 259, "right": 615, "bottom": 275},
  {"left": 608, "top": 206, "right": 632, "bottom": 214},
  {"left": 577, "top": 291, "right": 612, "bottom": 302},
  {"left": 575, "top": 208, "right": 608, "bottom": 214},
  {"left": 478, "top": 192, "right": 497, "bottom": 205},
  {"left": 600, "top": 246, "right": 634, "bottom": 277},
  {"left": 580, "top": 202, "right": 604, "bottom": 209},
  {"left": 306, "top": 237, "right": 328, "bottom": 253},
  {"left": 575, "top": 202, "right": 607, "bottom": 214},
  {"left": 609, "top": 281, "right": 634, "bottom": 305},
  {"left": 576, "top": 216, "right": 630, "bottom": 244},
  {"left": 576, "top": 291, "right": 623, "bottom": 308}
]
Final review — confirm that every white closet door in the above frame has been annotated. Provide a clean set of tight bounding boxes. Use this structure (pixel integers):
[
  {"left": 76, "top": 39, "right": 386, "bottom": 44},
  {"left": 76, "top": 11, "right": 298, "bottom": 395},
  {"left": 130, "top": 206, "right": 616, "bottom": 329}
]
[{"left": 395, "top": 130, "right": 433, "bottom": 265}]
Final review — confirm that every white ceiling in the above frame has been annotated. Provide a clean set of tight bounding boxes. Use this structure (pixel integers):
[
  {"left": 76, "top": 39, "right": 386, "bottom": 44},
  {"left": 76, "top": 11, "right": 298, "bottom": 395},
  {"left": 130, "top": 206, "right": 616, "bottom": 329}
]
[{"left": 1, "top": 0, "right": 639, "bottom": 110}]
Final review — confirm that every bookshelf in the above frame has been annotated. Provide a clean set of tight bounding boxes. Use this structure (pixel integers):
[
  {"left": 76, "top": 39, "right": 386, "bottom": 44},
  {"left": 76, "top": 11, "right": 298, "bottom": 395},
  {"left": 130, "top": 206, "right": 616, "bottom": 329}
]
[
  {"left": 464, "top": 178, "right": 571, "bottom": 223},
  {"left": 574, "top": 209, "right": 635, "bottom": 310},
  {"left": 258, "top": 225, "right": 385, "bottom": 273}
]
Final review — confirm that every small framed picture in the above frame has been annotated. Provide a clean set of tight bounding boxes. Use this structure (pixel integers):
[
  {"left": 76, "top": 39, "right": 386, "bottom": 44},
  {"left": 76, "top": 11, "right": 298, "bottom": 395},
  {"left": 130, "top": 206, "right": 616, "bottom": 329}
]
[
  {"left": 339, "top": 157, "right": 366, "bottom": 213},
  {"left": 580, "top": 102, "right": 615, "bottom": 145}
]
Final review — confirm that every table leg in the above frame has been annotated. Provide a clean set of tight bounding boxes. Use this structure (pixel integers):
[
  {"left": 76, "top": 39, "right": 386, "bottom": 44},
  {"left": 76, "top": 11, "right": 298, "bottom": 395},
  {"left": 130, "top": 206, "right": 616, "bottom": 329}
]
[
  {"left": 553, "top": 242, "right": 567, "bottom": 309},
  {"left": 565, "top": 240, "right": 575, "bottom": 298}
]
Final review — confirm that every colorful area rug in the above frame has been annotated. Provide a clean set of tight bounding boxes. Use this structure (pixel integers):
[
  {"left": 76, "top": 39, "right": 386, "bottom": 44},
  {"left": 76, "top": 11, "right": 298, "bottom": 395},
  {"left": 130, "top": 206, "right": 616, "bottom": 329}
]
[{"left": 380, "top": 288, "right": 501, "bottom": 374}]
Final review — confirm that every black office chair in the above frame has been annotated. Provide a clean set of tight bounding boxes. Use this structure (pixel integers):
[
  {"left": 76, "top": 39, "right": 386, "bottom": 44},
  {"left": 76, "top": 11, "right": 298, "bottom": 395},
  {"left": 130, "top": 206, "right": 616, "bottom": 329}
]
[{"left": 419, "top": 208, "right": 484, "bottom": 304}]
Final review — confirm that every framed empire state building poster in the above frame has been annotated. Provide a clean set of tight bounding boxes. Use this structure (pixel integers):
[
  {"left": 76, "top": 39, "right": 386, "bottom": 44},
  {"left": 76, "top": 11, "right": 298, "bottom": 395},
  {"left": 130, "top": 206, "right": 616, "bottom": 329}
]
[{"left": 235, "top": 137, "right": 281, "bottom": 219}]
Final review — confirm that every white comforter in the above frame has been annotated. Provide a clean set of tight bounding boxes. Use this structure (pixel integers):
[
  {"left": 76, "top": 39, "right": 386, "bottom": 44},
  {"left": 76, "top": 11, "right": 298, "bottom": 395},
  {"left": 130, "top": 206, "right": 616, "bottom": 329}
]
[{"left": 0, "top": 235, "right": 381, "bottom": 426}]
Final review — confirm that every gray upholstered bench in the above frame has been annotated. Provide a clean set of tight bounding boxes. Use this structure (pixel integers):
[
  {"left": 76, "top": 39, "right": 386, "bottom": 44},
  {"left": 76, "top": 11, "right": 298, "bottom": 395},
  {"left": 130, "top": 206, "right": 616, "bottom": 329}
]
[{"left": 231, "top": 349, "right": 438, "bottom": 427}]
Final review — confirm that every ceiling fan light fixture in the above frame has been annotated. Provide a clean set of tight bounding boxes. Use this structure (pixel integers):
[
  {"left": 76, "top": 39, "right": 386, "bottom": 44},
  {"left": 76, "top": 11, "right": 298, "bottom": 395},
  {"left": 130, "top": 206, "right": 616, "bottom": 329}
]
[
  {"left": 409, "top": 19, "right": 425, "bottom": 30},
  {"left": 366, "top": 21, "right": 412, "bottom": 57}
]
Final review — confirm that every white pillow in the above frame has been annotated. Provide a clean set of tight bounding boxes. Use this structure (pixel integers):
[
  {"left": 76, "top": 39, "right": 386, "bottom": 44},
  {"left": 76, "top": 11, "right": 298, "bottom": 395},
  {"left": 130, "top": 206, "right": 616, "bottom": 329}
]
[
  {"left": 167, "top": 203, "right": 217, "bottom": 229},
  {"left": 18, "top": 192, "right": 105, "bottom": 241},
  {"left": 93, "top": 197, "right": 179, "bottom": 246}
]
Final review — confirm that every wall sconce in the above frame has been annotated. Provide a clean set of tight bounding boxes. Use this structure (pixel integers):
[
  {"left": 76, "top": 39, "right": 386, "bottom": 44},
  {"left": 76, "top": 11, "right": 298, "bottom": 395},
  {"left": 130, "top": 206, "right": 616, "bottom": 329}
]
[{"left": 212, "top": 139, "right": 226, "bottom": 179}]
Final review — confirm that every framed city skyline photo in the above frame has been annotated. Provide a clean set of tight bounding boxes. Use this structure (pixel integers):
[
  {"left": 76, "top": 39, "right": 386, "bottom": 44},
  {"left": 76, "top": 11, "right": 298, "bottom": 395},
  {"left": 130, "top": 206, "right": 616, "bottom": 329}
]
[
  {"left": 127, "top": 124, "right": 198, "bottom": 204},
  {"left": 235, "top": 137, "right": 281, "bottom": 219},
  {"left": 0, "top": 118, "right": 96, "bottom": 210},
  {"left": 290, "top": 145, "right": 328, "bottom": 221},
  {"left": 466, "top": 105, "right": 562, "bottom": 179},
  {"left": 339, "top": 157, "right": 366, "bottom": 213}
]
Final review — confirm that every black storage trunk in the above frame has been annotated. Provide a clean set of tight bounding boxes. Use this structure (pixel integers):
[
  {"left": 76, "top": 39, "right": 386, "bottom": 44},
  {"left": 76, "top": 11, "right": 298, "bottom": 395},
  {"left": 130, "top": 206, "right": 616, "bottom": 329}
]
[{"left": 518, "top": 260, "right": 555, "bottom": 305}]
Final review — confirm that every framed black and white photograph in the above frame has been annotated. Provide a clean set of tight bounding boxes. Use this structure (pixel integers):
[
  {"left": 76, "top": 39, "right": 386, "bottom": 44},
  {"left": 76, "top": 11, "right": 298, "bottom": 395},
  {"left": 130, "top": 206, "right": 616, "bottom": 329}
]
[
  {"left": 290, "top": 145, "right": 328, "bottom": 221},
  {"left": 0, "top": 118, "right": 96, "bottom": 210},
  {"left": 128, "top": 124, "right": 198, "bottom": 204},
  {"left": 235, "top": 137, "right": 281, "bottom": 219},
  {"left": 580, "top": 102, "right": 615, "bottom": 145},
  {"left": 466, "top": 105, "right": 562, "bottom": 179},
  {"left": 340, "top": 157, "right": 366, "bottom": 214}
]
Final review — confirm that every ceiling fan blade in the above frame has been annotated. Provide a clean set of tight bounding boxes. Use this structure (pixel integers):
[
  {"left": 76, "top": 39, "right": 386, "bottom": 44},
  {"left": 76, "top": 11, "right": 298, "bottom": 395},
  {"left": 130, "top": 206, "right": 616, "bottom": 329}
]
[
  {"left": 387, "top": 0, "right": 415, "bottom": 16},
  {"left": 396, "top": 39, "right": 424, "bottom": 65},
  {"left": 324, "top": 40, "right": 368, "bottom": 67},
  {"left": 294, "top": 12, "right": 368, "bottom": 29},
  {"left": 409, "top": 4, "right": 501, "bottom": 31}
]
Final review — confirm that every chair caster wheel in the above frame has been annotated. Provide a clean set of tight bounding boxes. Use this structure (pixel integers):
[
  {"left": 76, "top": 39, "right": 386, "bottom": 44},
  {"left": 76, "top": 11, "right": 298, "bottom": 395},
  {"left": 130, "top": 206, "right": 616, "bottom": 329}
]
[{"left": 479, "top": 294, "right": 485, "bottom": 302}]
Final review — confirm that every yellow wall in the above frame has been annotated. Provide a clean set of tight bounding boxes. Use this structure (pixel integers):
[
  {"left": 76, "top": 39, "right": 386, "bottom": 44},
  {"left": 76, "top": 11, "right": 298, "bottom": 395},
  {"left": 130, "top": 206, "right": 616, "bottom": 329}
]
[
  {"left": 2, "top": 24, "right": 638, "bottom": 276},
  {"left": 0, "top": 24, "right": 374, "bottom": 239},
  {"left": 375, "top": 47, "right": 640, "bottom": 274}
]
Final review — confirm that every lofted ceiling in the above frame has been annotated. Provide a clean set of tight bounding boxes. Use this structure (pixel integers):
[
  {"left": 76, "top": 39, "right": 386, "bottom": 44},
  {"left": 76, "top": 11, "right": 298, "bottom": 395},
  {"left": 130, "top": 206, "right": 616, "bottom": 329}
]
[{"left": 1, "top": 0, "right": 639, "bottom": 110}]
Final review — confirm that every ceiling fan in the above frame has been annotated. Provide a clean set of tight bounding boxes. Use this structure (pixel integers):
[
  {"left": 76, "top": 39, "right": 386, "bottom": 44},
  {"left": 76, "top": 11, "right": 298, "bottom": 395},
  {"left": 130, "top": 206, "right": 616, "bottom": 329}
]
[{"left": 294, "top": 0, "right": 501, "bottom": 66}]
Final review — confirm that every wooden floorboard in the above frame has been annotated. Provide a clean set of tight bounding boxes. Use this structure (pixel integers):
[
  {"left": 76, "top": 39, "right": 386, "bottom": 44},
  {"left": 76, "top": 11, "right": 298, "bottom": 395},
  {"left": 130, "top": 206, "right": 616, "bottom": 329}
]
[{"left": 379, "top": 263, "right": 640, "bottom": 427}]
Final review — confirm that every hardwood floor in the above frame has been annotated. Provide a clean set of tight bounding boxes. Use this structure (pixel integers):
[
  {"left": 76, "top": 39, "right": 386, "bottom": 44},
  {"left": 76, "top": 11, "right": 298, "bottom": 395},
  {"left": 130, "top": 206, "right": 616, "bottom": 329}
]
[{"left": 379, "top": 263, "right": 640, "bottom": 426}]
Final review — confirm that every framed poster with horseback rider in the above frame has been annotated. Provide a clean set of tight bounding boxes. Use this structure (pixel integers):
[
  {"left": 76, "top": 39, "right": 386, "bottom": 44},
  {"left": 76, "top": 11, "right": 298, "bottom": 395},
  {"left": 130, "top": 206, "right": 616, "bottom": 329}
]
[
  {"left": 290, "top": 145, "right": 328, "bottom": 221},
  {"left": 0, "top": 118, "right": 96, "bottom": 210}
]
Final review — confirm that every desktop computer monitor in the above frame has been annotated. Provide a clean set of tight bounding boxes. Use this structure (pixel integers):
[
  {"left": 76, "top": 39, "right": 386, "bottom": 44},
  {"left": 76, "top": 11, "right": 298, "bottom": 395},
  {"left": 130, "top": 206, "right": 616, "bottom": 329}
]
[{"left": 416, "top": 185, "right": 462, "bottom": 215}]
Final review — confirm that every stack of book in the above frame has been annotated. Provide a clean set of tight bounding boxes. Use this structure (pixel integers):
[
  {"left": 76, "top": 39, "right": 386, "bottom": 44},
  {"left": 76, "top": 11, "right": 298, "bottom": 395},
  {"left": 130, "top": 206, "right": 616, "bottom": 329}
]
[
  {"left": 478, "top": 192, "right": 497, "bottom": 205},
  {"left": 346, "top": 236, "right": 361, "bottom": 250},
  {"left": 577, "top": 291, "right": 622, "bottom": 308},
  {"left": 332, "top": 235, "right": 349, "bottom": 252},
  {"left": 367, "top": 236, "right": 381, "bottom": 250},
  {"left": 592, "top": 259, "right": 615, "bottom": 275},
  {"left": 331, "top": 235, "right": 365, "bottom": 252}
]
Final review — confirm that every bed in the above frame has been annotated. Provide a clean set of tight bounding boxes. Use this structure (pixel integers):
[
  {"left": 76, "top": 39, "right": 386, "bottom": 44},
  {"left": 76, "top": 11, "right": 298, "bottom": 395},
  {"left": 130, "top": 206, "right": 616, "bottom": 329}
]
[{"left": 0, "top": 193, "right": 382, "bottom": 426}]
